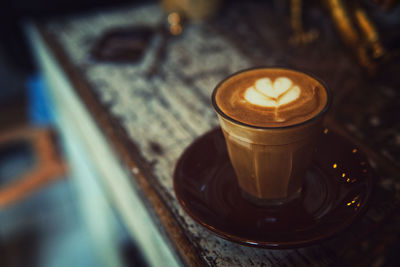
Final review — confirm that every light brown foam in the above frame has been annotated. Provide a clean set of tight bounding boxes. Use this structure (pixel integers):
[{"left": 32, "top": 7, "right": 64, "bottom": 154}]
[{"left": 215, "top": 68, "right": 328, "bottom": 127}]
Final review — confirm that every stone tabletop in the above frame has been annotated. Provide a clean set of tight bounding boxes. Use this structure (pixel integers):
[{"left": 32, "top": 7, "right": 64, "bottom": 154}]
[{"left": 37, "top": 2, "right": 400, "bottom": 266}]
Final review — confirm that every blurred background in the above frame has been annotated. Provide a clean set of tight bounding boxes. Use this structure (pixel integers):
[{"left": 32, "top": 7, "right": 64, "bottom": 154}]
[
  {"left": 0, "top": 0, "right": 400, "bottom": 266},
  {"left": 0, "top": 0, "right": 148, "bottom": 266}
]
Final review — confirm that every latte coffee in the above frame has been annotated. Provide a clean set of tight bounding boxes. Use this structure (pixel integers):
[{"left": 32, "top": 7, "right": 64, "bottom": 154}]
[{"left": 212, "top": 67, "right": 330, "bottom": 205}]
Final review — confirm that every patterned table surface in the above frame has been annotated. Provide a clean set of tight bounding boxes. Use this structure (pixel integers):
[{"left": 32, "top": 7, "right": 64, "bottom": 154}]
[{"left": 37, "top": 2, "right": 400, "bottom": 266}]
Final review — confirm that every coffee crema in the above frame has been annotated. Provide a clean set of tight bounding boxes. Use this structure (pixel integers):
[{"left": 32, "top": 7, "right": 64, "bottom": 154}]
[{"left": 215, "top": 68, "right": 328, "bottom": 127}]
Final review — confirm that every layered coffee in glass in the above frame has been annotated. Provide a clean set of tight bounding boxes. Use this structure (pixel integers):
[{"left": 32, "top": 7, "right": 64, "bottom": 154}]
[{"left": 212, "top": 67, "right": 330, "bottom": 205}]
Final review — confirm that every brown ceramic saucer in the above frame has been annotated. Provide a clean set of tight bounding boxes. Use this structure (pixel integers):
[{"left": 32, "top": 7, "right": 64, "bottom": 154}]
[{"left": 174, "top": 127, "right": 375, "bottom": 249}]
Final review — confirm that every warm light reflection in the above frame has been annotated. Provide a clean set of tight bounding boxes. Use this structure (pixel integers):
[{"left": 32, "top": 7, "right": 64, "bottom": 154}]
[
  {"left": 346, "top": 195, "right": 360, "bottom": 209},
  {"left": 334, "top": 165, "right": 357, "bottom": 183},
  {"left": 168, "top": 12, "right": 180, "bottom": 24},
  {"left": 352, "top": 148, "right": 358, "bottom": 153},
  {"left": 323, "top": 128, "right": 329, "bottom": 134},
  {"left": 167, "top": 12, "right": 183, "bottom": 35},
  {"left": 345, "top": 177, "right": 357, "bottom": 183},
  {"left": 170, "top": 25, "right": 182, "bottom": 35}
]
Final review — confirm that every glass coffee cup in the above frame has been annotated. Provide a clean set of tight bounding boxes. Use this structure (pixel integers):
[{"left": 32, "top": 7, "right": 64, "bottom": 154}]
[{"left": 212, "top": 67, "right": 331, "bottom": 206}]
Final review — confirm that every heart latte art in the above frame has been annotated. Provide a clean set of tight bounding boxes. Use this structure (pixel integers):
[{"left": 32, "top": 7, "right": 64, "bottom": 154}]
[
  {"left": 244, "top": 77, "right": 300, "bottom": 107},
  {"left": 214, "top": 68, "right": 328, "bottom": 127}
]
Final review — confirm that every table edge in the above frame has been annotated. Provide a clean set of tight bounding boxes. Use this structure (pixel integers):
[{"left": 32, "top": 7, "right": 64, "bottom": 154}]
[{"left": 35, "top": 21, "right": 206, "bottom": 267}]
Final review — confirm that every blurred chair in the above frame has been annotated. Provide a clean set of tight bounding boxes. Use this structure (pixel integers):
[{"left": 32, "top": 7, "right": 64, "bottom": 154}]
[{"left": 0, "top": 126, "right": 68, "bottom": 208}]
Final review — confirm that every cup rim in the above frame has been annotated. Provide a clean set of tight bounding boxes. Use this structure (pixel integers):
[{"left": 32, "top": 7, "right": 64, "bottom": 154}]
[{"left": 211, "top": 66, "right": 332, "bottom": 130}]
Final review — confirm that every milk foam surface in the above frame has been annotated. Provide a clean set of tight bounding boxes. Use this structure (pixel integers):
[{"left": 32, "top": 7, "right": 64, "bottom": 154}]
[
  {"left": 244, "top": 77, "right": 300, "bottom": 107},
  {"left": 214, "top": 68, "right": 328, "bottom": 127}
]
